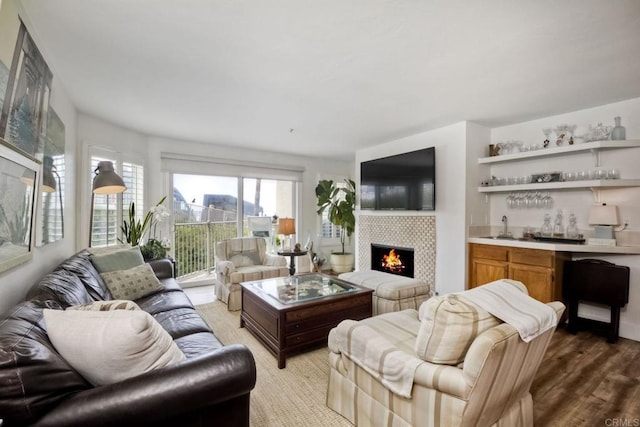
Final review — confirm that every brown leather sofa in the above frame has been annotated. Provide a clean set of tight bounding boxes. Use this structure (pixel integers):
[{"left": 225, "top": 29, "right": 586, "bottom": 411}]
[{"left": 0, "top": 250, "right": 256, "bottom": 426}]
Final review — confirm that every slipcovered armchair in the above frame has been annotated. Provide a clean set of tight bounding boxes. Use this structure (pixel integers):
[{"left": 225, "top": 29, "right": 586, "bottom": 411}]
[
  {"left": 215, "top": 237, "right": 289, "bottom": 311},
  {"left": 327, "top": 279, "right": 565, "bottom": 427}
]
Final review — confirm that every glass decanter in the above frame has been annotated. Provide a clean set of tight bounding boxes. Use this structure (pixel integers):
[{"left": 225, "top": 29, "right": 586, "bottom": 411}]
[
  {"left": 553, "top": 209, "right": 564, "bottom": 237},
  {"left": 541, "top": 214, "right": 552, "bottom": 237},
  {"left": 611, "top": 116, "right": 626, "bottom": 140},
  {"left": 566, "top": 213, "right": 579, "bottom": 239}
]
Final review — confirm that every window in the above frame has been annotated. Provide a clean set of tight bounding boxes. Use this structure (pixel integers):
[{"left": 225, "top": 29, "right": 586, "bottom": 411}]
[
  {"left": 320, "top": 179, "right": 347, "bottom": 241},
  {"left": 171, "top": 174, "right": 296, "bottom": 277},
  {"left": 242, "top": 178, "right": 294, "bottom": 230},
  {"left": 89, "top": 154, "right": 144, "bottom": 247}
]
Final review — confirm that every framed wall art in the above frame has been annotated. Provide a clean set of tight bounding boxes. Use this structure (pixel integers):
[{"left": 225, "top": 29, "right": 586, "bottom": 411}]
[
  {"left": 0, "top": 136, "right": 39, "bottom": 274},
  {"left": 0, "top": 2, "right": 52, "bottom": 161}
]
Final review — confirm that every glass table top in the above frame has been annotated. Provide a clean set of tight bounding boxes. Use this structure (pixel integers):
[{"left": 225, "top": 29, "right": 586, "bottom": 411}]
[{"left": 246, "top": 274, "right": 358, "bottom": 304}]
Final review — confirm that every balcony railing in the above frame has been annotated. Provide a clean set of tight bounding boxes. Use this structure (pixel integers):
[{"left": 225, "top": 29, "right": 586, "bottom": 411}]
[{"left": 174, "top": 220, "right": 239, "bottom": 278}]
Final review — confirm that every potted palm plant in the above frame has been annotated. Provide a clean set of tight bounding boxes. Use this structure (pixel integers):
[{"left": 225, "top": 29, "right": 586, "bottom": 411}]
[{"left": 315, "top": 178, "right": 356, "bottom": 273}]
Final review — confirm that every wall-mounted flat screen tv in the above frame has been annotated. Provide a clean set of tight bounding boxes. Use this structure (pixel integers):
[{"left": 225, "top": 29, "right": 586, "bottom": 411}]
[{"left": 360, "top": 147, "right": 435, "bottom": 211}]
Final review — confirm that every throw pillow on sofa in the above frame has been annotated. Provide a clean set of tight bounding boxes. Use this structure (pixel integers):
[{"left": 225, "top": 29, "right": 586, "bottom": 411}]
[
  {"left": 90, "top": 246, "right": 144, "bottom": 273},
  {"left": 414, "top": 294, "right": 500, "bottom": 365},
  {"left": 100, "top": 263, "right": 163, "bottom": 300},
  {"left": 229, "top": 250, "right": 262, "bottom": 267},
  {"left": 67, "top": 300, "right": 140, "bottom": 311},
  {"left": 43, "top": 308, "right": 186, "bottom": 386},
  {"left": 0, "top": 301, "right": 92, "bottom": 424}
]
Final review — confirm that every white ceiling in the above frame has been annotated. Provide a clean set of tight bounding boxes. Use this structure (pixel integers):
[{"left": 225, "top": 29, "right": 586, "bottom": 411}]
[{"left": 19, "top": 0, "right": 640, "bottom": 159}]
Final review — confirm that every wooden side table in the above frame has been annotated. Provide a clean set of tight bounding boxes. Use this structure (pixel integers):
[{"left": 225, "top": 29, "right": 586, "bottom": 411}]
[{"left": 277, "top": 250, "right": 308, "bottom": 276}]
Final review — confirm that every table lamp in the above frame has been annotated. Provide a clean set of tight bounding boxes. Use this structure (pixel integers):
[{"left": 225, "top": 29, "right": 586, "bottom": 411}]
[
  {"left": 588, "top": 203, "right": 619, "bottom": 246},
  {"left": 278, "top": 217, "right": 295, "bottom": 252}
]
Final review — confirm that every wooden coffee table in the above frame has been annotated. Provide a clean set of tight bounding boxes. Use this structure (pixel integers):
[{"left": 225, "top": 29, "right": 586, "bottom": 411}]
[{"left": 240, "top": 273, "right": 373, "bottom": 368}]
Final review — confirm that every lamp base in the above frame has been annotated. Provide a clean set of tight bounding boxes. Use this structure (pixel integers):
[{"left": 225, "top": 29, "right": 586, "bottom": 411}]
[
  {"left": 593, "top": 225, "right": 614, "bottom": 239},
  {"left": 587, "top": 238, "right": 617, "bottom": 247}
]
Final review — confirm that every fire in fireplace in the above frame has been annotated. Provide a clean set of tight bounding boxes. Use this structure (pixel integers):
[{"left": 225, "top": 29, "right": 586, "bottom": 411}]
[{"left": 371, "top": 244, "right": 415, "bottom": 278}]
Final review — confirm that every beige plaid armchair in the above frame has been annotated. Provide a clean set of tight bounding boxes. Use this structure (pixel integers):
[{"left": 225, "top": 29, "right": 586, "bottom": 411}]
[
  {"left": 327, "top": 280, "right": 565, "bottom": 427},
  {"left": 215, "top": 237, "right": 289, "bottom": 311}
]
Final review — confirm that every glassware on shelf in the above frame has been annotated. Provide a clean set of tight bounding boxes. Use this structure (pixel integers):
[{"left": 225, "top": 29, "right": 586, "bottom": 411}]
[
  {"left": 611, "top": 116, "right": 626, "bottom": 140},
  {"left": 533, "top": 192, "right": 543, "bottom": 209},
  {"left": 541, "top": 214, "right": 553, "bottom": 237},
  {"left": 506, "top": 192, "right": 553, "bottom": 210},
  {"left": 566, "top": 124, "right": 577, "bottom": 145},
  {"left": 553, "top": 209, "right": 564, "bottom": 237},
  {"left": 542, "top": 128, "right": 552, "bottom": 148},
  {"left": 607, "top": 168, "right": 620, "bottom": 179},
  {"left": 566, "top": 213, "right": 579, "bottom": 239},
  {"left": 584, "top": 123, "right": 612, "bottom": 142},
  {"left": 553, "top": 125, "right": 568, "bottom": 146}
]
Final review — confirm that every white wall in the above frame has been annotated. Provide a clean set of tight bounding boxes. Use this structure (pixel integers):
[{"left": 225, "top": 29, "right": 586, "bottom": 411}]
[
  {"left": 489, "top": 98, "right": 640, "bottom": 340},
  {"left": 75, "top": 113, "right": 149, "bottom": 249},
  {"left": 0, "top": 3, "right": 78, "bottom": 314},
  {"left": 356, "top": 121, "right": 475, "bottom": 296},
  {"left": 74, "top": 117, "right": 352, "bottom": 258}
]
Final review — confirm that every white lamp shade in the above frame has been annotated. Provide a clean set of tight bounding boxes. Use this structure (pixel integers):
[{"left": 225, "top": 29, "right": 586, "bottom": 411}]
[{"left": 588, "top": 204, "right": 619, "bottom": 225}]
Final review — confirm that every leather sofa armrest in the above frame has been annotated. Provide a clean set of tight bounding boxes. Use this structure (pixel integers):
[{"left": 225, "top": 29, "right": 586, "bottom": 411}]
[
  {"left": 147, "top": 258, "right": 175, "bottom": 279},
  {"left": 31, "top": 344, "right": 256, "bottom": 427}
]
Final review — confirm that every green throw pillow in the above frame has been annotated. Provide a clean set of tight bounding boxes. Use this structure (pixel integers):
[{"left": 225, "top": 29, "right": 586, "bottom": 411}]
[
  {"left": 100, "top": 263, "right": 163, "bottom": 300},
  {"left": 90, "top": 247, "right": 145, "bottom": 273}
]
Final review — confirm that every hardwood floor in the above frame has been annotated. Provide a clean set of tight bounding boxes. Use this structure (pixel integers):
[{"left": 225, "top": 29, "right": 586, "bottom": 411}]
[
  {"left": 186, "top": 285, "right": 640, "bottom": 424},
  {"left": 532, "top": 325, "right": 640, "bottom": 426}
]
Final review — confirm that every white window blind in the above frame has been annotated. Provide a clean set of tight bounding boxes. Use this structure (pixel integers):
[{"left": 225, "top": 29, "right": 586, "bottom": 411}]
[{"left": 160, "top": 152, "right": 305, "bottom": 182}]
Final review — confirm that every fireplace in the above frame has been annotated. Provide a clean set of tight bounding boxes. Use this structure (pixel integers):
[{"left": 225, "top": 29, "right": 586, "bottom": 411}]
[{"left": 371, "top": 244, "right": 415, "bottom": 278}]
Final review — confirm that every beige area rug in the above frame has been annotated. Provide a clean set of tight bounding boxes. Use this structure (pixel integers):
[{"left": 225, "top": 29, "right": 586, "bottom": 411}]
[{"left": 196, "top": 301, "right": 352, "bottom": 427}]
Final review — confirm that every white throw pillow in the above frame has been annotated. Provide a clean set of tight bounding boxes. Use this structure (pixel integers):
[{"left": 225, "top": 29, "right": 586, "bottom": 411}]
[{"left": 43, "top": 309, "right": 185, "bottom": 386}]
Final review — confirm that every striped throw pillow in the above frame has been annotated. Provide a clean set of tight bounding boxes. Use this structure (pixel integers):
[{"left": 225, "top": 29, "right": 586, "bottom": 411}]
[
  {"left": 67, "top": 300, "right": 140, "bottom": 311},
  {"left": 415, "top": 294, "right": 500, "bottom": 364}
]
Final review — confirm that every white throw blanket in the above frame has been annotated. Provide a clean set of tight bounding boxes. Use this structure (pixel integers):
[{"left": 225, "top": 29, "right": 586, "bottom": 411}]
[
  {"left": 328, "top": 320, "right": 423, "bottom": 398},
  {"left": 459, "top": 279, "right": 557, "bottom": 342}
]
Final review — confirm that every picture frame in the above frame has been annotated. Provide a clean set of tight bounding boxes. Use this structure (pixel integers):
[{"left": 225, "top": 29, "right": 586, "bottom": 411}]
[
  {"left": 0, "top": 9, "right": 53, "bottom": 160},
  {"left": 0, "top": 136, "right": 39, "bottom": 274}
]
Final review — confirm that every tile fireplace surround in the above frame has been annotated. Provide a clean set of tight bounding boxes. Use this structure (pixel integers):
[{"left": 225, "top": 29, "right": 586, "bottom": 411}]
[{"left": 357, "top": 214, "right": 436, "bottom": 294}]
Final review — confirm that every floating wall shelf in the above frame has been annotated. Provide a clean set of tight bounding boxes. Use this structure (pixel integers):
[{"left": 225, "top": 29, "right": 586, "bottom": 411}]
[
  {"left": 478, "top": 179, "right": 640, "bottom": 193},
  {"left": 478, "top": 140, "right": 640, "bottom": 165}
]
